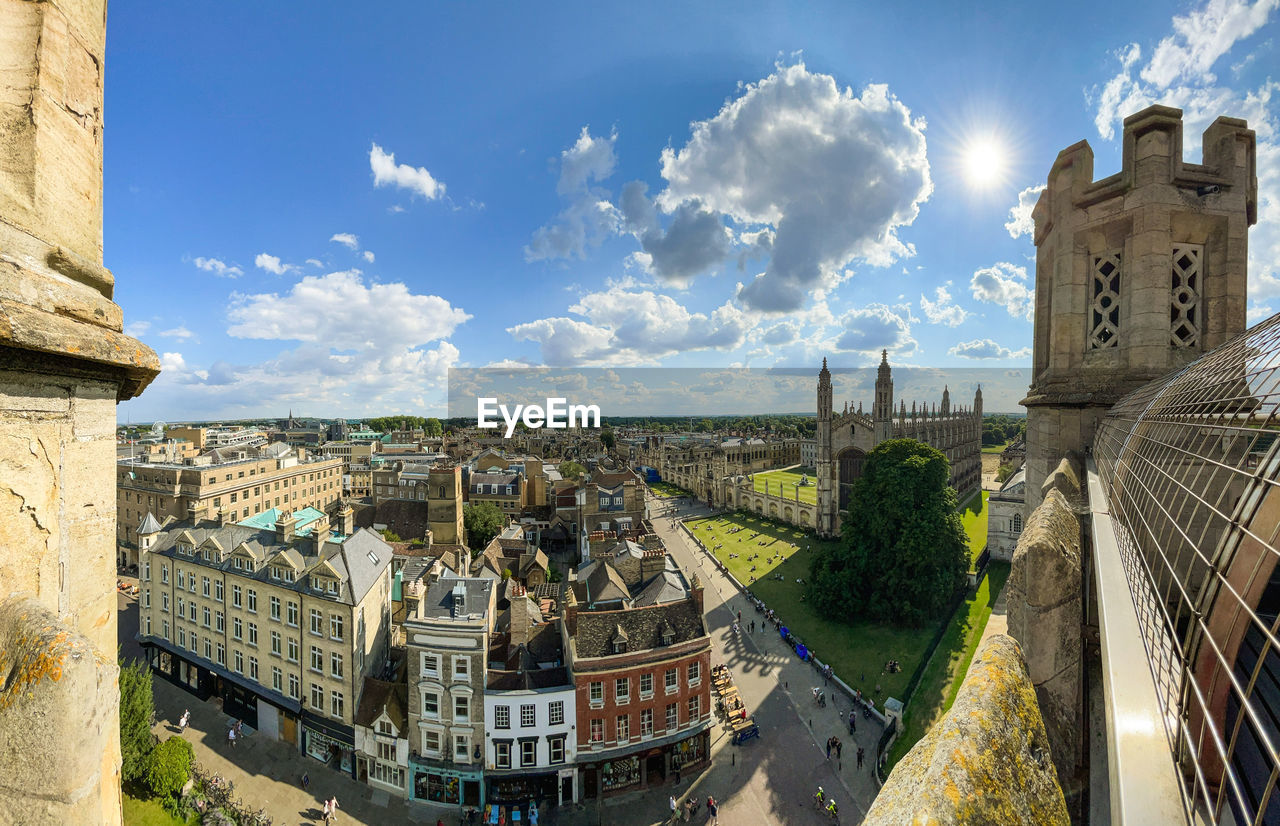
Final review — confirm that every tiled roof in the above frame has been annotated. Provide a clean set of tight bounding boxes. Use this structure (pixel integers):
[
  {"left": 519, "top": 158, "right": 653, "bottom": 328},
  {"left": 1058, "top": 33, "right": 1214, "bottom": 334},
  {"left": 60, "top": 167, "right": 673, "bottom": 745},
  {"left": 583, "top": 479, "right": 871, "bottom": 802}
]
[
  {"left": 354, "top": 677, "right": 408, "bottom": 732},
  {"left": 573, "top": 599, "right": 705, "bottom": 658}
]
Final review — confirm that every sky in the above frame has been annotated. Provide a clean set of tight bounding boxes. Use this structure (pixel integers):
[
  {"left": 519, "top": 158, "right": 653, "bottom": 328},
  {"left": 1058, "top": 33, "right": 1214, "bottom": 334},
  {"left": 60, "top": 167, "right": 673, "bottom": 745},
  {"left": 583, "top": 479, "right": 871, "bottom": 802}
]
[{"left": 107, "top": 0, "right": 1280, "bottom": 422}]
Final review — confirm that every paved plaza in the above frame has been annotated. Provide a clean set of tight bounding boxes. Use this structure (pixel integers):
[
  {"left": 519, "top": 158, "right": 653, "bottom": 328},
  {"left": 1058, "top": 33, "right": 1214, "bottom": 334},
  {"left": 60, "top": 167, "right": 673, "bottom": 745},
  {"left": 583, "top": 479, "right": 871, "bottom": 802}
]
[{"left": 119, "top": 496, "right": 886, "bottom": 825}]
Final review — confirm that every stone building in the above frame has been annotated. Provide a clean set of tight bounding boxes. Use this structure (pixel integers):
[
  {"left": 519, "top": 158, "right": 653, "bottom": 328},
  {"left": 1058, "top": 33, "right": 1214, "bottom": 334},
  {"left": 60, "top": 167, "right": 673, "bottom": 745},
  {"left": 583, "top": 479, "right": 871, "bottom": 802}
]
[
  {"left": 563, "top": 551, "right": 711, "bottom": 799},
  {"left": 0, "top": 1, "right": 160, "bottom": 821},
  {"left": 135, "top": 506, "right": 394, "bottom": 769},
  {"left": 1022, "top": 105, "right": 1256, "bottom": 513},
  {"left": 986, "top": 468, "right": 1026, "bottom": 562},
  {"left": 404, "top": 576, "right": 496, "bottom": 810},
  {"left": 117, "top": 442, "right": 343, "bottom": 565}
]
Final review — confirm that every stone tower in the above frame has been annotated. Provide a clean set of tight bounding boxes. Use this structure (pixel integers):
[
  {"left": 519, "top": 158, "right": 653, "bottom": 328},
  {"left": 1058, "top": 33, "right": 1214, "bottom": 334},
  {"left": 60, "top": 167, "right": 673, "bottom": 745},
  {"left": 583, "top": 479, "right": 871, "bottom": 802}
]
[
  {"left": 941, "top": 385, "right": 950, "bottom": 417},
  {"left": 873, "top": 349, "right": 894, "bottom": 443},
  {"left": 0, "top": 0, "right": 159, "bottom": 822},
  {"left": 428, "top": 464, "right": 465, "bottom": 545},
  {"left": 1022, "top": 105, "right": 1256, "bottom": 511},
  {"left": 816, "top": 359, "right": 835, "bottom": 536}
]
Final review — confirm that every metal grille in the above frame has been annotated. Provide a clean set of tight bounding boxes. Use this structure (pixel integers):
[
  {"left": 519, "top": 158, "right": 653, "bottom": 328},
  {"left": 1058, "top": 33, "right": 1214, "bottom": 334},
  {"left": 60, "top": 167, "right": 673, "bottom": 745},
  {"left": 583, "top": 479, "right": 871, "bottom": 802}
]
[{"left": 1094, "top": 311, "right": 1280, "bottom": 825}]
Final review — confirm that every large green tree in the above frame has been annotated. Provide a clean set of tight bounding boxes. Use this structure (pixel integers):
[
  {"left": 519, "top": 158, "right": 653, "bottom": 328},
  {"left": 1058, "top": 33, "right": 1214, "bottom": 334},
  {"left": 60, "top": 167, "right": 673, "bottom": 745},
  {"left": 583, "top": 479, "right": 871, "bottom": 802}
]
[
  {"left": 600, "top": 428, "right": 615, "bottom": 451},
  {"left": 119, "top": 656, "right": 155, "bottom": 784},
  {"left": 146, "top": 736, "right": 194, "bottom": 800},
  {"left": 807, "top": 439, "right": 969, "bottom": 627},
  {"left": 558, "top": 460, "right": 586, "bottom": 481},
  {"left": 464, "top": 501, "right": 505, "bottom": 549}
]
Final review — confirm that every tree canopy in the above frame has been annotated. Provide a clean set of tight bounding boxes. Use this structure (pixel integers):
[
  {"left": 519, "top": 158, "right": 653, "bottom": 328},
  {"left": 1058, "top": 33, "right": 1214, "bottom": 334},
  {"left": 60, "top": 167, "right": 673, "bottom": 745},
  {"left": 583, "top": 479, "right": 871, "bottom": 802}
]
[
  {"left": 558, "top": 460, "right": 586, "bottom": 480},
  {"left": 464, "top": 501, "right": 505, "bottom": 549},
  {"left": 119, "top": 656, "right": 155, "bottom": 785},
  {"left": 146, "top": 736, "right": 194, "bottom": 800},
  {"left": 807, "top": 439, "right": 969, "bottom": 627}
]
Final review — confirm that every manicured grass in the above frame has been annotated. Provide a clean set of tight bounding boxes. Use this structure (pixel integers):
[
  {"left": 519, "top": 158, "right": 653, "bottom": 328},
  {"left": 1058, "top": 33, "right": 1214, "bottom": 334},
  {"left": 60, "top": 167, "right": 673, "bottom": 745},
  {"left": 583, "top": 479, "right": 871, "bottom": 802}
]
[
  {"left": 751, "top": 467, "right": 819, "bottom": 505},
  {"left": 123, "top": 792, "right": 191, "bottom": 826},
  {"left": 959, "top": 490, "right": 989, "bottom": 566},
  {"left": 981, "top": 441, "right": 1010, "bottom": 454},
  {"left": 686, "top": 512, "right": 930, "bottom": 704},
  {"left": 649, "top": 481, "right": 694, "bottom": 498},
  {"left": 885, "top": 561, "right": 1011, "bottom": 774}
]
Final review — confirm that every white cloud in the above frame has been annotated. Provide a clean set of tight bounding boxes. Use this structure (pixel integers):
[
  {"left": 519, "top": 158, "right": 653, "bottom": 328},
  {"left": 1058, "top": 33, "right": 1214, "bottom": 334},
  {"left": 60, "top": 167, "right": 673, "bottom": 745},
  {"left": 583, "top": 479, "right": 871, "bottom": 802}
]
[
  {"left": 508, "top": 287, "right": 750, "bottom": 366},
  {"left": 619, "top": 182, "right": 731, "bottom": 284},
  {"left": 192, "top": 256, "right": 242, "bottom": 278},
  {"left": 330, "top": 233, "right": 359, "bottom": 250},
  {"left": 1248, "top": 303, "right": 1275, "bottom": 322},
  {"left": 305, "top": 258, "right": 324, "bottom": 268},
  {"left": 525, "top": 127, "right": 621, "bottom": 261},
  {"left": 160, "top": 352, "right": 186, "bottom": 373},
  {"left": 657, "top": 63, "right": 932, "bottom": 311},
  {"left": 254, "top": 253, "right": 294, "bottom": 275},
  {"left": 1004, "top": 185, "right": 1045, "bottom": 239},
  {"left": 1141, "top": 0, "right": 1278, "bottom": 89},
  {"left": 158, "top": 326, "right": 196, "bottom": 340},
  {"left": 363, "top": 250, "right": 375, "bottom": 263},
  {"left": 125, "top": 320, "right": 151, "bottom": 337},
  {"left": 228, "top": 270, "right": 469, "bottom": 350},
  {"left": 833, "top": 303, "right": 916, "bottom": 355},
  {"left": 370, "top": 143, "right": 445, "bottom": 200},
  {"left": 970, "top": 262, "right": 1034, "bottom": 321},
  {"left": 919, "top": 285, "right": 970, "bottom": 327},
  {"left": 949, "top": 339, "right": 1032, "bottom": 360}
]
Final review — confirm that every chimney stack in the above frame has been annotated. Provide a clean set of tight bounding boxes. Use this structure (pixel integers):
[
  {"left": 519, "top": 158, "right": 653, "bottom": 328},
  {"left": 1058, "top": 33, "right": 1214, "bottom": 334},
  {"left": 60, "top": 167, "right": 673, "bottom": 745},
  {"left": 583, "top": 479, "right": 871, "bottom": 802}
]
[{"left": 275, "top": 511, "right": 297, "bottom": 545}]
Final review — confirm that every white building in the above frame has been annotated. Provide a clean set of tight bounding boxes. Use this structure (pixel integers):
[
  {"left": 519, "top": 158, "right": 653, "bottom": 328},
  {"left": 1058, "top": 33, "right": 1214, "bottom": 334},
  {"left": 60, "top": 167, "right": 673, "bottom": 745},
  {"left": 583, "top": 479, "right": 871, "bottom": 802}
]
[
  {"left": 483, "top": 683, "right": 578, "bottom": 807},
  {"left": 353, "top": 677, "right": 411, "bottom": 797},
  {"left": 988, "top": 468, "right": 1026, "bottom": 562}
]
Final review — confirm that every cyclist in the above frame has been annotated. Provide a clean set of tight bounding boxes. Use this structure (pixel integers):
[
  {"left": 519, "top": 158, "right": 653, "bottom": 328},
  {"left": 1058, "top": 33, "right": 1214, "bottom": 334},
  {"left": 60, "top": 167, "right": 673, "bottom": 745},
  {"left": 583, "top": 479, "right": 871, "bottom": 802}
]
[
  {"left": 815, "top": 786, "right": 825, "bottom": 807},
  {"left": 826, "top": 798, "right": 839, "bottom": 819}
]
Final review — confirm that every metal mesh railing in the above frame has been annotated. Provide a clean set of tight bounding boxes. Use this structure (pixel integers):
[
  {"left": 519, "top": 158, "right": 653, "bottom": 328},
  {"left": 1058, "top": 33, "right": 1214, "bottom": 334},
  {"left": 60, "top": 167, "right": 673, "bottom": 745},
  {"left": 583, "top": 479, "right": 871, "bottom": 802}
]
[{"left": 1094, "top": 312, "right": 1280, "bottom": 825}]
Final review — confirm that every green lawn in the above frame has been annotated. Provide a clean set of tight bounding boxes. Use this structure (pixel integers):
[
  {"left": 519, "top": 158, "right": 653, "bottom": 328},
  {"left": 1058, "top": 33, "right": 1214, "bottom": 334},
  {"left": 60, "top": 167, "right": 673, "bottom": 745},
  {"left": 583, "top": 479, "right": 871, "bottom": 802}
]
[
  {"left": 981, "top": 441, "right": 1010, "bottom": 454},
  {"left": 123, "top": 792, "right": 191, "bottom": 826},
  {"left": 649, "top": 481, "right": 693, "bottom": 498},
  {"left": 959, "top": 490, "right": 989, "bottom": 566},
  {"left": 885, "top": 562, "right": 1011, "bottom": 774},
  {"left": 751, "top": 467, "right": 819, "bottom": 505},
  {"left": 687, "top": 512, "right": 929, "bottom": 703}
]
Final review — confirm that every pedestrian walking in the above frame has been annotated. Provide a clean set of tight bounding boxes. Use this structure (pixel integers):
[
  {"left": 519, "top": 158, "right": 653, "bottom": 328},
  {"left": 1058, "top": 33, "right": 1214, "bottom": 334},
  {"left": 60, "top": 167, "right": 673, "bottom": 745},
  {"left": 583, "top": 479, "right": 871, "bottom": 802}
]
[
  {"left": 227, "top": 727, "right": 236, "bottom": 749},
  {"left": 178, "top": 709, "right": 190, "bottom": 731},
  {"left": 322, "top": 798, "right": 332, "bottom": 825},
  {"left": 825, "top": 737, "right": 832, "bottom": 759},
  {"left": 857, "top": 746, "right": 865, "bottom": 769},
  {"left": 836, "top": 738, "right": 843, "bottom": 760},
  {"left": 708, "top": 797, "right": 718, "bottom": 826}
]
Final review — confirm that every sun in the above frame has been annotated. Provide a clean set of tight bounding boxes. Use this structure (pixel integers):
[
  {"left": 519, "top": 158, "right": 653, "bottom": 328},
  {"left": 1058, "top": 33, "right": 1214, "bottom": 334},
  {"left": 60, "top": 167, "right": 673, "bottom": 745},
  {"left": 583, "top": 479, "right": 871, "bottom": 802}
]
[{"left": 962, "top": 136, "right": 1007, "bottom": 189}]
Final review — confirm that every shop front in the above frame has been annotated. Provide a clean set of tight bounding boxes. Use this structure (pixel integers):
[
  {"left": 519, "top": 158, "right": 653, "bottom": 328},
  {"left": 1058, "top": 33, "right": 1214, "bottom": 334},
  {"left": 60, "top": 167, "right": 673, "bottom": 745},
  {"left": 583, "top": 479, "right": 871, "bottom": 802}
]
[
  {"left": 485, "top": 770, "right": 559, "bottom": 813},
  {"left": 302, "top": 712, "right": 356, "bottom": 776},
  {"left": 580, "top": 727, "right": 710, "bottom": 799},
  {"left": 409, "top": 760, "right": 483, "bottom": 809}
]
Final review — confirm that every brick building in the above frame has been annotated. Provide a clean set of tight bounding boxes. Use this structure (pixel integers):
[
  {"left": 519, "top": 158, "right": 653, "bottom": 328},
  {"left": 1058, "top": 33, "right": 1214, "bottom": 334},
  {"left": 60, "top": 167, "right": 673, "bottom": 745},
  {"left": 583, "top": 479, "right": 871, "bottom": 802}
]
[{"left": 563, "top": 551, "right": 711, "bottom": 798}]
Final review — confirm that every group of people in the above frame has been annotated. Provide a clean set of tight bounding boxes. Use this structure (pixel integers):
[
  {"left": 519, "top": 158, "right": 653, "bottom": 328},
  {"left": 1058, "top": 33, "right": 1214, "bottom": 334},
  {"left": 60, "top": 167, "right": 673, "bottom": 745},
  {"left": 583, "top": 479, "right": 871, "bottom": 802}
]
[
  {"left": 669, "top": 794, "right": 718, "bottom": 824},
  {"left": 226, "top": 718, "right": 243, "bottom": 748},
  {"left": 884, "top": 659, "right": 902, "bottom": 674},
  {"left": 814, "top": 787, "right": 839, "bottom": 819}
]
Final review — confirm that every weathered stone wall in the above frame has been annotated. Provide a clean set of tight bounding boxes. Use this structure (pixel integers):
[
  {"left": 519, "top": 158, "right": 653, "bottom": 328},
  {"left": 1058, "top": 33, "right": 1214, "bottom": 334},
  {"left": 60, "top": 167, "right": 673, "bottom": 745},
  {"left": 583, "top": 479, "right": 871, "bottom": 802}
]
[
  {"left": 0, "top": 1, "right": 159, "bottom": 823},
  {"left": 1007, "top": 457, "right": 1084, "bottom": 800},
  {"left": 864, "top": 634, "right": 1069, "bottom": 826}
]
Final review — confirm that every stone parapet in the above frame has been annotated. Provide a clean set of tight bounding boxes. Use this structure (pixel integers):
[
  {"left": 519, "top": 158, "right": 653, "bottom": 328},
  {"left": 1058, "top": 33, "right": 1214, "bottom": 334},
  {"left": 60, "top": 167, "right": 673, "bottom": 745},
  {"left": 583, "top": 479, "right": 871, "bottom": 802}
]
[
  {"left": 864, "top": 634, "right": 1069, "bottom": 826},
  {"left": 1007, "top": 458, "right": 1085, "bottom": 799},
  {"left": 0, "top": 595, "right": 120, "bottom": 824}
]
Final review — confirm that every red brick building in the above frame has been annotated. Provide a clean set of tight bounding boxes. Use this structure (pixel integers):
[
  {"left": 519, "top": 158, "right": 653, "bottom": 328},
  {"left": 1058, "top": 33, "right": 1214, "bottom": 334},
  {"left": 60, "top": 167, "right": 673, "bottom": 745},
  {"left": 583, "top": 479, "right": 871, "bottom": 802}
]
[{"left": 563, "top": 552, "right": 711, "bottom": 799}]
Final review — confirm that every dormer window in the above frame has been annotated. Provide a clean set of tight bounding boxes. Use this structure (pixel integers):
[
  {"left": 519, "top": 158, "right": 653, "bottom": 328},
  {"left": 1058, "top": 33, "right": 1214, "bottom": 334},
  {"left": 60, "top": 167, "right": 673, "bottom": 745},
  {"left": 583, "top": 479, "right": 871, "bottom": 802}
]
[
  {"left": 612, "top": 640, "right": 627, "bottom": 654},
  {"left": 661, "top": 631, "right": 675, "bottom": 646},
  {"left": 327, "top": 580, "right": 339, "bottom": 595},
  {"left": 311, "top": 576, "right": 323, "bottom": 592},
  {"left": 270, "top": 566, "right": 281, "bottom": 581}
]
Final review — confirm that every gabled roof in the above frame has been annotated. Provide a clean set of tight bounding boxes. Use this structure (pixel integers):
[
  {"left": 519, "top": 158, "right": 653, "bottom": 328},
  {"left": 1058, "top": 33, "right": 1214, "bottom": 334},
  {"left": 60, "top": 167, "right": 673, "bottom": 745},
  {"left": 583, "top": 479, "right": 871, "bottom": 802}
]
[
  {"left": 585, "top": 560, "right": 629, "bottom": 606},
  {"left": 573, "top": 598, "right": 706, "bottom": 658},
  {"left": 138, "top": 512, "right": 163, "bottom": 535},
  {"left": 354, "top": 677, "right": 408, "bottom": 732},
  {"left": 633, "top": 569, "right": 689, "bottom": 607}
]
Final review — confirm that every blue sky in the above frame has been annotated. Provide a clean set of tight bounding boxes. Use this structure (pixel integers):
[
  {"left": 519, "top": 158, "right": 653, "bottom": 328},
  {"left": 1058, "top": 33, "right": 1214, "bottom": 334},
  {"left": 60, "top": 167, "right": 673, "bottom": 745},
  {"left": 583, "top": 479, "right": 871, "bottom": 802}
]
[{"left": 109, "top": 0, "right": 1280, "bottom": 422}]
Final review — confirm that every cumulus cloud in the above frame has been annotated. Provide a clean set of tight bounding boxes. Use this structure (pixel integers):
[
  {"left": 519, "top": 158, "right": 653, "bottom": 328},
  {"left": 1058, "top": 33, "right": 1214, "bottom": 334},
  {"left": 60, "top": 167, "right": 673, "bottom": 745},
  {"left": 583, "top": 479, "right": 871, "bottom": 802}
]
[
  {"left": 193, "top": 256, "right": 242, "bottom": 278},
  {"left": 833, "top": 303, "right": 916, "bottom": 355},
  {"left": 1141, "top": 0, "right": 1278, "bottom": 89},
  {"left": 330, "top": 233, "right": 359, "bottom": 250},
  {"left": 228, "top": 270, "right": 469, "bottom": 349},
  {"left": 920, "top": 285, "right": 970, "bottom": 327},
  {"left": 370, "top": 143, "right": 445, "bottom": 200},
  {"left": 508, "top": 287, "right": 750, "bottom": 366},
  {"left": 125, "top": 320, "right": 151, "bottom": 337},
  {"left": 1248, "top": 303, "right": 1276, "bottom": 322},
  {"left": 363, "top": 250, "right": 375, "bottom": 263},
  {"left": 525, "top": 127, "right": 620, "bottom": 261},
  {"left": 949, "top": 339, "right": 1032, "bottom": 360},
  {"left": 254, "top": 253, "right": 294, "bottom": 275},
  {"left": 619, "top": 182, "right": 731, "bottom": 283},
  {"left": 160, "top": 352, "right": 186, "bottom": 373},
  {"left": 970, "top": 262, "right": 1034, "bottom": 321},
  {"left": 1005, "top": 185, "right": 1045, "bottom": 239},
  {"left": 657, "top": 63, "right": 932, "bottom": 311},
  {"left": 159, "top": 326, "right": 196, "bottom": 340}
]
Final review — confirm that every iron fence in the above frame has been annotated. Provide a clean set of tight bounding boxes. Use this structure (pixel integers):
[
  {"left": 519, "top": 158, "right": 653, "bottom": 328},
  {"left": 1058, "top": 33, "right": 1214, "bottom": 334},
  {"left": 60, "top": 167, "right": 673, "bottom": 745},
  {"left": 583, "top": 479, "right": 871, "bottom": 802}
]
[{"left": 1093, "top": 311, "right": 1280, "bottom": 825}]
